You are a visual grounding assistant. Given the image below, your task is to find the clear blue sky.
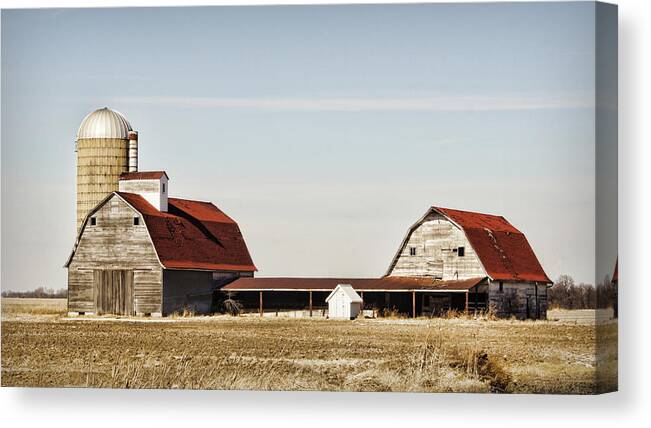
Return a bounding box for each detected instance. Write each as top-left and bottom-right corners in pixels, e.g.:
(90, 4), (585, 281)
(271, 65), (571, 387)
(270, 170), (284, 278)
(1, 2), (617, 291)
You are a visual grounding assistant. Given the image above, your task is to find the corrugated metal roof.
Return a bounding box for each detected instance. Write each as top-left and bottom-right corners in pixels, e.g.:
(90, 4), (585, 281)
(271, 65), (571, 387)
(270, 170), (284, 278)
(222, 276), (486, 292)
(66, 191), (256, 272)
(77, 107), (133, 139)
(117, 192), (257, 272)
(435, 207), (551, 283)
(386, 206), (552, 283)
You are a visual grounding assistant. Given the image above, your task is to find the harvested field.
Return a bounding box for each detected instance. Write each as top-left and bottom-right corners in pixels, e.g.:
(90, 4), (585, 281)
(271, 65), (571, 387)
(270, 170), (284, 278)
(1, 297), (67, 320)
(1, 298), (617, 393)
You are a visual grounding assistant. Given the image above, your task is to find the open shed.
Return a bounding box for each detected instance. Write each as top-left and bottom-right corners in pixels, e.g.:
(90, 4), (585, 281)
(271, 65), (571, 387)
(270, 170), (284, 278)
(221, 276), (487, 317)
(326, 284), (363, 319)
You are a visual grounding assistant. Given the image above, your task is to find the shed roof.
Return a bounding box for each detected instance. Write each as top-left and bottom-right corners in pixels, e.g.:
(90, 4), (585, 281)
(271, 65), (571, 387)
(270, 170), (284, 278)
(119, 171), (168, 180)
(326, 284), (363, 303)
(386, 206), (551, 283)
(612, 259), (618, 283)
(66, 192), (256, 272)
(222, 276), (486, 292)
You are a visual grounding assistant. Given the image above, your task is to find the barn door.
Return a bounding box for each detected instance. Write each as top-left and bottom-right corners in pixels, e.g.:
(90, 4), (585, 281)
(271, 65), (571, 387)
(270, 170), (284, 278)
(94, 270), (134, 315)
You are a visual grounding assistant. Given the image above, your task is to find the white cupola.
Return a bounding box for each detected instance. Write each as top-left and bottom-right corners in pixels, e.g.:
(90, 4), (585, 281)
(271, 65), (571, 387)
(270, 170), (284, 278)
(118, 171), (169, 212)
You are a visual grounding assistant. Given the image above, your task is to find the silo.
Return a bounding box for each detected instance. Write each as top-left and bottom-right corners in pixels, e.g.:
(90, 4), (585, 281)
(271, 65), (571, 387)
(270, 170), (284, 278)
(75, 107), (137, 231)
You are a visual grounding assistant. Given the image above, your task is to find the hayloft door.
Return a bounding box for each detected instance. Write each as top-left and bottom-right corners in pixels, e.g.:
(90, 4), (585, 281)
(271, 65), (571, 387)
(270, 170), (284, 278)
(93, 270), (135, 316)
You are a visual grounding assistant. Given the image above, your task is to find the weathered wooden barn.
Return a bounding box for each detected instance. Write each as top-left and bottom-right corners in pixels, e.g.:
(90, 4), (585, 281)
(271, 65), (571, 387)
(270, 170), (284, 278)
(65, 171), (256, 316)
(67, 107), (255, 316)
(385, 206), (551, 319)
(223, 206), (551, 319)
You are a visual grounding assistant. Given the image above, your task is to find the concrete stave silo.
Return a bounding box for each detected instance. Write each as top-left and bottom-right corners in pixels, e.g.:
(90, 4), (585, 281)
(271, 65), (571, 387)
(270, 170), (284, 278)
(75, 107), (137, 231)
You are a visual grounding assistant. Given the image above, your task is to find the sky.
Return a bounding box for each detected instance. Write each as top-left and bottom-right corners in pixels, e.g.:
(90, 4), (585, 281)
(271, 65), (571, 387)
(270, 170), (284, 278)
(1, 2), (617, 291)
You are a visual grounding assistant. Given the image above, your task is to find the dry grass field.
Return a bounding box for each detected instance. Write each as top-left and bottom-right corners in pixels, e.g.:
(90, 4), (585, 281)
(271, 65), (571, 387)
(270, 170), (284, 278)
(1, 298), (617, 393)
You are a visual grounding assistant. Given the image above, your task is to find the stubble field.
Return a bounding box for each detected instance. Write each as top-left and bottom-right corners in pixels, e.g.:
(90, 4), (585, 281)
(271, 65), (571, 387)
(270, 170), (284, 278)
(1, 298), (617, 393)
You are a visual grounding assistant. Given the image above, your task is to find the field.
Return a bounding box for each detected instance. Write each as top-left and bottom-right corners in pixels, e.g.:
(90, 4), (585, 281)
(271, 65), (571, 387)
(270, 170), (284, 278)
(1, 298), (617, 393)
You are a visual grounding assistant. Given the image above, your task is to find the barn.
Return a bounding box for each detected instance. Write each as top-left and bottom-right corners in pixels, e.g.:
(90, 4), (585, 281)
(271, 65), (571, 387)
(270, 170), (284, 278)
(385, 206), (552, 319)
(66, 107), (255, 317)
(223, 206), (551, 319)
(65, 171), (256, 316)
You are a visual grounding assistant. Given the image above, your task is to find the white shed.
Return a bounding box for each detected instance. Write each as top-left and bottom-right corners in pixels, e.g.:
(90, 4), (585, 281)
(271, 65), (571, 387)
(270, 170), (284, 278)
(326, 284), (363, 320)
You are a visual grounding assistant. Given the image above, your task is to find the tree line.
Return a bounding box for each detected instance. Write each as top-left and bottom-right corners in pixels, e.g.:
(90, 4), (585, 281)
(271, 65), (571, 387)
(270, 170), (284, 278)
(547, 274), (617, 310)
(1, 286), (68, 299)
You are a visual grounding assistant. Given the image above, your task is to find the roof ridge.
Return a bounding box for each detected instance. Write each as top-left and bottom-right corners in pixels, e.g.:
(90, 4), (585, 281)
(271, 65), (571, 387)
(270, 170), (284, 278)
(168, 196), (213, 204)
(433, 205), (506, 217)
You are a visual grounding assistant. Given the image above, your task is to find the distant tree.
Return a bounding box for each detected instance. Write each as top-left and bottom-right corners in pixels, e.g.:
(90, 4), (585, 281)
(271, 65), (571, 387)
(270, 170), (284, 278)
(596, 274), (616, 310)
(1, 287), (67, 299)
(548, 275), (598, 309)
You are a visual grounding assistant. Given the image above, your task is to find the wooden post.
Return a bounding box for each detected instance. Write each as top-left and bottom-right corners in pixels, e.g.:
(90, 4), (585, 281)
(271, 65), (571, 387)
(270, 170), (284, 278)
(412, 291), (416, 318)
(309, 291), (313, 317)
(259, 291), (263, 317)
(360, 291), (364, 310)
(465, 291), (469, 314)
(535, 283), (539, 319)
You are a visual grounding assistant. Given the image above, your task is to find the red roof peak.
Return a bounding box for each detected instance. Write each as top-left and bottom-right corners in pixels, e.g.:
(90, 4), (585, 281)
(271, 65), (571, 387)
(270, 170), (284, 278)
(387, 205), (551, 283)
(432, 206), (521, 233)
(114, 191), (256, 272)
(119, 171), (169, 180)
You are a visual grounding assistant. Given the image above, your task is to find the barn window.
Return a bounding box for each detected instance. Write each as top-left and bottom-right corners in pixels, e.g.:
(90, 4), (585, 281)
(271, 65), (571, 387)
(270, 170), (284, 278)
(90, 217), (97, 226)
(133, 216), (140, 226)
(162, 183), (166, 193)
(499, 282), (504, 293)
(409, 247), (417, 256)
(457, 246), (465, 257)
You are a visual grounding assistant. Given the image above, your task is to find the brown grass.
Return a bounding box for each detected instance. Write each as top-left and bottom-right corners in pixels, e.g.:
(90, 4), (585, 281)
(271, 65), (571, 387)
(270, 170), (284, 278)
(0, 299), (617, 393)
(1, 298), (67, 317)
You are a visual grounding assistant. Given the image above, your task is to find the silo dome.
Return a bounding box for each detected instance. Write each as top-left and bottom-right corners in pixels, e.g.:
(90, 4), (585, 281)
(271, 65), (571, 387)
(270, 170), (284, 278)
(76, 107), (132, 140)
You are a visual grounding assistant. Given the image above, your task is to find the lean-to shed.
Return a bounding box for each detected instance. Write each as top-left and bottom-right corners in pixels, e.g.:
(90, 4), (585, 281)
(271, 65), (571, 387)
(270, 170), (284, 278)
(326, 284), (363, 320)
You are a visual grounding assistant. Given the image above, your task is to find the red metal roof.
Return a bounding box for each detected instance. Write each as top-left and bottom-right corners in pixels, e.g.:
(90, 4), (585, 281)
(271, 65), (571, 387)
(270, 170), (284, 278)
(223, 276), (486, 292)
(119, 171), (168, 180)
(434, 207), (551, 283)
(117, 192), (256, 272)
(385, 206), (551, 283)
(612, 259), (618, 283)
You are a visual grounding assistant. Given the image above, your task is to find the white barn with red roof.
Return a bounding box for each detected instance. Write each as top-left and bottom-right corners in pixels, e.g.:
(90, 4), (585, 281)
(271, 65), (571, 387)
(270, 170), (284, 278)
(65, 171), (256, 317)
(385, 206), (552, 319)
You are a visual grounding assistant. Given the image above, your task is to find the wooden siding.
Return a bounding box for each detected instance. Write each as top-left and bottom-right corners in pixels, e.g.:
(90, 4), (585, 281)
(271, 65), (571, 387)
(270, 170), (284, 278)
(389, 212), (486, 279)
(118, 177), (167, 211)
(68, 194), (163, 314)
(488, 282), (547, 320)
